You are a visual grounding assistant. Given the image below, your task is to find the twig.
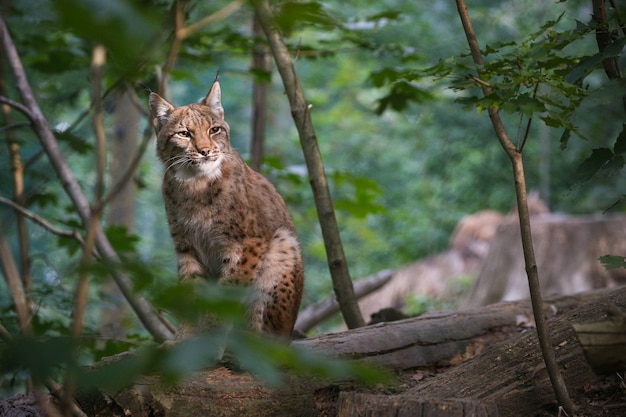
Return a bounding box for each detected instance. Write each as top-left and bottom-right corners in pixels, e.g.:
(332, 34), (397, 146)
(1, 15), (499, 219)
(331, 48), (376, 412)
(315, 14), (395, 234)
(0, 94), (33, 120)
(471, 76), (490, 87)
(0, 121), (29, 132)
(179, 0), (244, 38)
(0, 197), (85, 245)
(159, 0), (245, 95)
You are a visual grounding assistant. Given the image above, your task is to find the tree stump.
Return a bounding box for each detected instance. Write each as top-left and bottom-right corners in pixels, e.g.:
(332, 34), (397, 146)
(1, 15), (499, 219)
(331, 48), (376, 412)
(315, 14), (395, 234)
(464, 214), (626, 307)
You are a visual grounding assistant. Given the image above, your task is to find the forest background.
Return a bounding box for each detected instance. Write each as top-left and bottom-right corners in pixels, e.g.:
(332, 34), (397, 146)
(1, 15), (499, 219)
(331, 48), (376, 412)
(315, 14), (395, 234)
(1, 0), (625, 401)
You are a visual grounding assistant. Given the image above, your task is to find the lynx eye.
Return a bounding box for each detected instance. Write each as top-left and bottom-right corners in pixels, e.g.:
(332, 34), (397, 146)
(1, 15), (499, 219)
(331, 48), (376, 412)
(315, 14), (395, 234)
(210, 126), (221, 134)
(177, 130), (191, 138)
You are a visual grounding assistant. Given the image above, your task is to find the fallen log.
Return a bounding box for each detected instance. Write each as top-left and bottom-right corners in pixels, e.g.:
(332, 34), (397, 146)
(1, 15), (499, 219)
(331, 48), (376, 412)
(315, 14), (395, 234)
(409, 285), (626, 417)
(71, 288), (621, 417)
(294, 269), (393, 334)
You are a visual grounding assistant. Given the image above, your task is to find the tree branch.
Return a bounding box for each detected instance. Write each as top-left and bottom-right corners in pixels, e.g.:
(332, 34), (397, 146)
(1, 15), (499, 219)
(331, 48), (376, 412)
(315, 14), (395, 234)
(159, 0), (245, 96)
(0, 94), (33, 120)
(252, 0), (365, 329)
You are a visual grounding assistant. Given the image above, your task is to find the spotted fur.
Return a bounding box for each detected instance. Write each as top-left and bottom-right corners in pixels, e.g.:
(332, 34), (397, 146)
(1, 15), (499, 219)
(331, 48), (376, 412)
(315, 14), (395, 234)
(149, 81), (304, 338)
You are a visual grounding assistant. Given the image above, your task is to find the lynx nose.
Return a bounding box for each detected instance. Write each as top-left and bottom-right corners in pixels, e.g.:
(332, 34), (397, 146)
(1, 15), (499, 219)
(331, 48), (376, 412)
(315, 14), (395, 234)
(199, 147), (211, 157)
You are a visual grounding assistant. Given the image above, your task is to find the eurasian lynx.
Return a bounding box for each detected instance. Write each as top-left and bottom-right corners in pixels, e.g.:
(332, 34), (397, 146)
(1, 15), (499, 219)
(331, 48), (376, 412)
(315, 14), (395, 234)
(149, 80), (303, 338)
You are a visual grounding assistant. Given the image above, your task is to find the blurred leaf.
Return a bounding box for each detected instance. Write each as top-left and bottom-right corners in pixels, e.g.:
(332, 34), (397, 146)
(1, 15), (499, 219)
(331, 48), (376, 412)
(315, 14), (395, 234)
(599, 255), (626, 270)
(375, 80), (433, 114)
(614, 124), (626, 155)
(105, 225), (140, 254)
(331, 171), (385, 219)
(55, 129), (93, 154)
(0, 336), (77, 385)
(575, 148), (614, 183)
(52, 0), (160, 74)
(275, 1), (341, 35)
(151, 280), (248, 325)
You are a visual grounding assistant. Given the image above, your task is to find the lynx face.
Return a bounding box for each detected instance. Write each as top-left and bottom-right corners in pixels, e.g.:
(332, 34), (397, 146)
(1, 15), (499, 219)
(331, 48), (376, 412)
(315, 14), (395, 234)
(150, 84), (230, 182)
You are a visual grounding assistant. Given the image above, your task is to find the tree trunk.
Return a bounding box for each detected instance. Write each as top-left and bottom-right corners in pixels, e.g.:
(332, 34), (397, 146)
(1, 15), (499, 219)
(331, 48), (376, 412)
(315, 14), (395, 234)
(249, 14), (271, 172)
(100, 85), (139, 341)
(464, 214), (626, 308)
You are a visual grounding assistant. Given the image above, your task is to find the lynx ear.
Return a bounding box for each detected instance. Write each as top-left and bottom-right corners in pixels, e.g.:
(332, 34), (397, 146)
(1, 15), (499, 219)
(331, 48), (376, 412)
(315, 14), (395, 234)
(202, 81), (224, 119)
(149, 93), (175, 131)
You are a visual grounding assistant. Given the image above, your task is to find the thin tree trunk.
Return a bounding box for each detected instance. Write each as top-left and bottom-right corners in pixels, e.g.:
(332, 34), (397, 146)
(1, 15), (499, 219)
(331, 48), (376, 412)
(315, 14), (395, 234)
(0, 45), (32, 293)
(252, 0), (365, 328)
(100, 85), (139, 341)
(454, 0), (574, 412)
(250, 14), (271, 172)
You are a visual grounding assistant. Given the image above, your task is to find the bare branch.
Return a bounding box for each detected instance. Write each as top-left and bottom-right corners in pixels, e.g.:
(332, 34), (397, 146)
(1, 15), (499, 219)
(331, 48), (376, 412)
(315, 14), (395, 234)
(0, 94), (33, 120)
(0, 121), (29, 132)
(295, 270), (393, 333)
(159, 0), (245, 96)
(179, 0), (244, 38)
(0, 197), (85, 245)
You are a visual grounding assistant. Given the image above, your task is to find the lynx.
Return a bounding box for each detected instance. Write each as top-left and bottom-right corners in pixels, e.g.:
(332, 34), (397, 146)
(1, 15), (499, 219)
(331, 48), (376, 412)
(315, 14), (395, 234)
(149, 80), (303, 338)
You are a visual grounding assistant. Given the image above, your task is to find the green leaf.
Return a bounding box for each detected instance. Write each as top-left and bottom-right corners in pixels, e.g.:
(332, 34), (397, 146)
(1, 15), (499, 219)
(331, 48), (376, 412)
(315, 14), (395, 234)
(375, 80), (433, 114)
(613, 124), (626, 155)
(104, 225), (139, 254)
(599, 255), (626, 270)
(55, 129), (93, 154)
(275, 1), (341, 35)
(575, 148), (614, 182)
(53, 0), (160, 74)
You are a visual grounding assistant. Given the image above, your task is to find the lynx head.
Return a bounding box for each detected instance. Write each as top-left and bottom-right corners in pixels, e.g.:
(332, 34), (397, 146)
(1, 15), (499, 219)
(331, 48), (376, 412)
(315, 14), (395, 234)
(149, 81), (231, 181)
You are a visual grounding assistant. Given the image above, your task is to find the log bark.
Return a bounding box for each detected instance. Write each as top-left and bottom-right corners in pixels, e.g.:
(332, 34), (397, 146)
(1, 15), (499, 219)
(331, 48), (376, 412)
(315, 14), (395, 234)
(337, 392), (499, 417)
(71, 287), (623, 417)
